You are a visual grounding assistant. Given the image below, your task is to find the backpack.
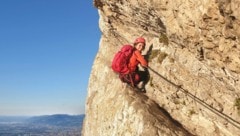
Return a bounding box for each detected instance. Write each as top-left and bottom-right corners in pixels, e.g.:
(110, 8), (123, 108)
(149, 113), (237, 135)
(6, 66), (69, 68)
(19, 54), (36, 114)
(111, 45), (134, 74)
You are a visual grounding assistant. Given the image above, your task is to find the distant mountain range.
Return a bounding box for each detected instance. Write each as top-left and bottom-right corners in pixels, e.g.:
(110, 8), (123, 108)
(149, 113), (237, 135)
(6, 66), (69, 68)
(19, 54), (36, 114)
(26, 114), (85, 127)
(0, 114), (84, 135)
(0, 114), (85, 127)
(0, 116), (29, 123)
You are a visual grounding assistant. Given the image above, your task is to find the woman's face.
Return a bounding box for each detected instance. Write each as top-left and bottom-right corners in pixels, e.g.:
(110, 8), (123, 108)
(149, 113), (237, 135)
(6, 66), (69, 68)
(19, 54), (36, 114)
(136, 43), (145, 51)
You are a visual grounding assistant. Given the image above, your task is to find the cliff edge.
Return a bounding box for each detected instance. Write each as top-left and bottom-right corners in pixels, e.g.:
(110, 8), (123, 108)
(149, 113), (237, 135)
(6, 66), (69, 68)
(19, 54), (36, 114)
(82, 0), (240, 135)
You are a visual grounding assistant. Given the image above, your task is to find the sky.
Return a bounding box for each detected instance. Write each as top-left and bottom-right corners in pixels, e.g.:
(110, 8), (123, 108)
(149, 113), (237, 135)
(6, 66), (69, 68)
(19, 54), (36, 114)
(0, 0), (101, 116)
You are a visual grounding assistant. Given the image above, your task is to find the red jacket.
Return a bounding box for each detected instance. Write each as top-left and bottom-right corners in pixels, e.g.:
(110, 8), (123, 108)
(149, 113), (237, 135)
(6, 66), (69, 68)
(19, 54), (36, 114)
(128, 49), (148, 72)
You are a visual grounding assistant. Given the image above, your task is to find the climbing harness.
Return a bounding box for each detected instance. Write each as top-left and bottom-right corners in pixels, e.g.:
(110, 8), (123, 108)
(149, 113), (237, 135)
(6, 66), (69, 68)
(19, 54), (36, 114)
(119, 73), (135, 87)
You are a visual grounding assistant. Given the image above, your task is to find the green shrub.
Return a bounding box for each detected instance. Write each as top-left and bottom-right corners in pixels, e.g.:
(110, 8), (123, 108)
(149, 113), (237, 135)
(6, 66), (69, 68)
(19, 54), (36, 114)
(158, 52), (168, 64)
(189, 109), (196, 116)
(149, 77), (154, 87)
(182, 101), (186, 105)
(169, 57), (175, 63)
(235, 98), (240, 109)
(234, 98), (240, 115)
(149, 50), (168, 63)
(159, 33), (169, 45)
(173, 99), (180, 105)
(149, 50), (160, 61)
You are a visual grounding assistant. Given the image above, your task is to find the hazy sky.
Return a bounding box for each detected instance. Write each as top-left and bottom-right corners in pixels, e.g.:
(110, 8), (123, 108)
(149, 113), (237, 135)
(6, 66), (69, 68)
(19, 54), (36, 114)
(0, 0), (100, 116)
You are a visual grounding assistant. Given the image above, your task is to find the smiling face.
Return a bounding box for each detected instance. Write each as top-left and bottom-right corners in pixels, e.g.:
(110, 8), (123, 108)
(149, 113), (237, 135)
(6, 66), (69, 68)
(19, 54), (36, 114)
(135, 42), (145, 52)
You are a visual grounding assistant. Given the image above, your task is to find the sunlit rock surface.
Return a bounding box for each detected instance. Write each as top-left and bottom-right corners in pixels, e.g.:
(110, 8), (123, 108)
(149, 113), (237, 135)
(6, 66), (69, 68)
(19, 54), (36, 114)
(82, 0), (240, 135)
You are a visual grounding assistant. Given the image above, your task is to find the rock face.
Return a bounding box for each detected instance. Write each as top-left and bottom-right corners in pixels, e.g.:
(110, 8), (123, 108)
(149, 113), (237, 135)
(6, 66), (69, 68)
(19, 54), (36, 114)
(82, 0), (240, 136)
